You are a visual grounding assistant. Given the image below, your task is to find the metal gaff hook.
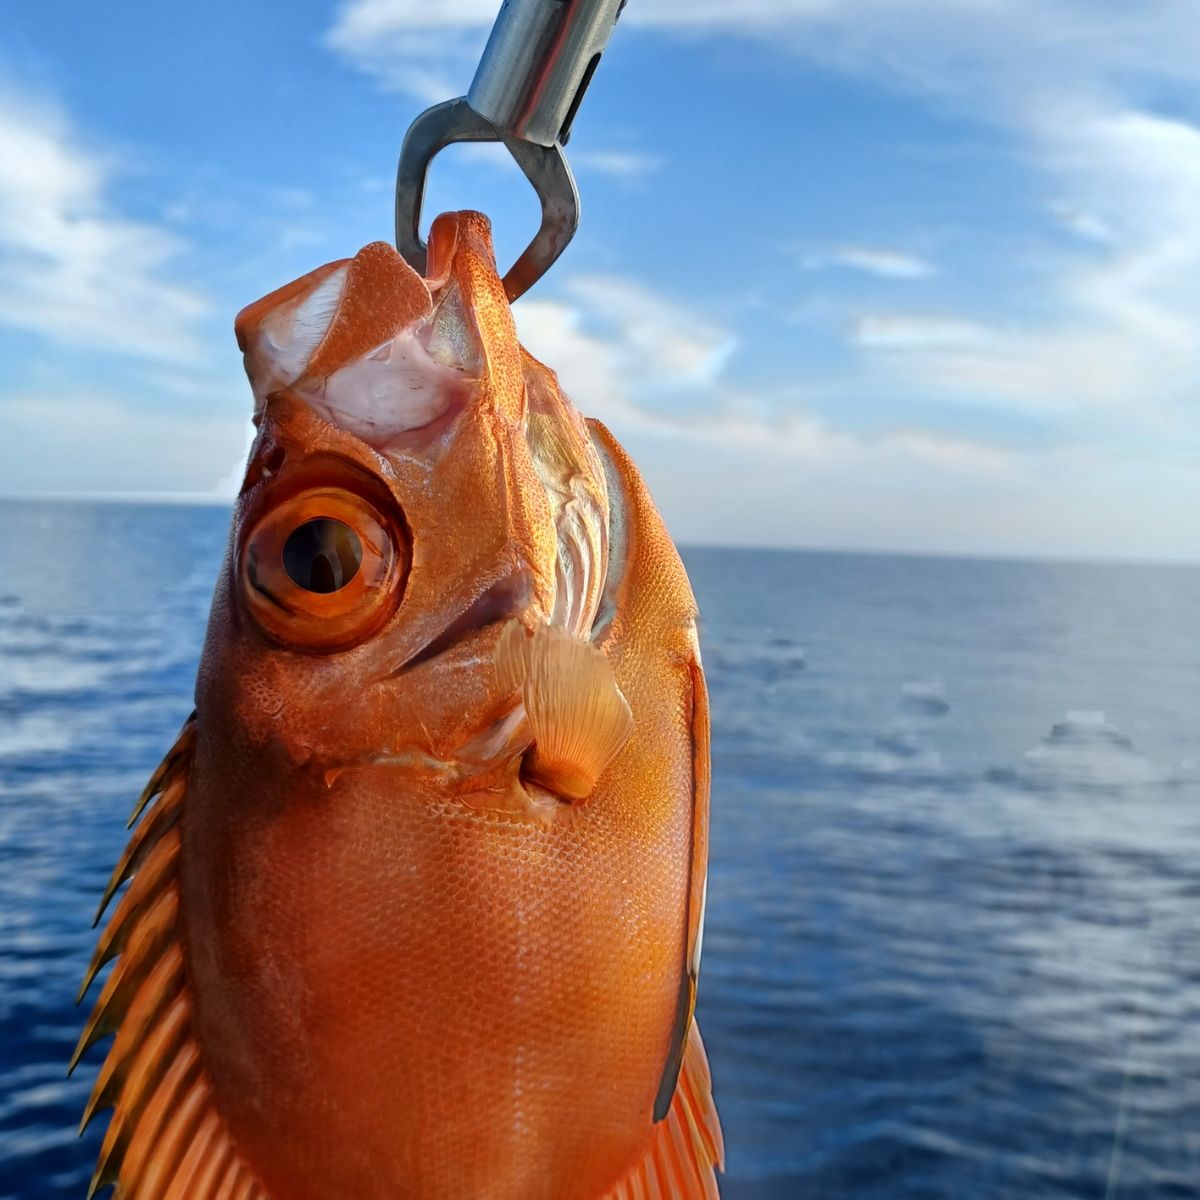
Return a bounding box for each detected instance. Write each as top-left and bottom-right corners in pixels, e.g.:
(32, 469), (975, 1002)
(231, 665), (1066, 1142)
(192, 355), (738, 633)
(395, 98), (579, 304)
(395, 0), (625, 302)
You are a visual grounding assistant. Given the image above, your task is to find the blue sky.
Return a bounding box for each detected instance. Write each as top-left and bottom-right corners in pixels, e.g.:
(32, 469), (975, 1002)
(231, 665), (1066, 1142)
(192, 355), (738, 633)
(1, 0), (1198, 561)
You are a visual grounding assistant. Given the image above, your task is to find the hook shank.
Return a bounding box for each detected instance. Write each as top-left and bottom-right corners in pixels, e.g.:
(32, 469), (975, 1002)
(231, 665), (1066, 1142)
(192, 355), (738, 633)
(467, 0), (626, 148)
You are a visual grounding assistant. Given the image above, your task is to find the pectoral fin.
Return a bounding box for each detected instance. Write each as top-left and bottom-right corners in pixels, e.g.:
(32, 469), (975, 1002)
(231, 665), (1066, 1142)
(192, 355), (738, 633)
(495, 620), (633, 802)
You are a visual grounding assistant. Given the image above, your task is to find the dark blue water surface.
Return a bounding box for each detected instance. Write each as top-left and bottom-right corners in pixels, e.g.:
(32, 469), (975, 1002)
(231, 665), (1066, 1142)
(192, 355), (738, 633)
(1, 499), (1199, 1199)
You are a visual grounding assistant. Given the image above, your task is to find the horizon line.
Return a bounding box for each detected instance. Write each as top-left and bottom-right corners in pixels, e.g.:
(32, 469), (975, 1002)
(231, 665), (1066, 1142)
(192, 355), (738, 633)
(0, 492), (1196, 571)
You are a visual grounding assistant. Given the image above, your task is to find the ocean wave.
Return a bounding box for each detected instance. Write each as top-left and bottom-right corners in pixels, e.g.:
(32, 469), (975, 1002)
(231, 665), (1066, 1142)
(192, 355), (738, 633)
(822, 730), (946, 778)
(900, 678), (950, 717)
(705, 637), (808, 687)
(990, 711), (1170, 790)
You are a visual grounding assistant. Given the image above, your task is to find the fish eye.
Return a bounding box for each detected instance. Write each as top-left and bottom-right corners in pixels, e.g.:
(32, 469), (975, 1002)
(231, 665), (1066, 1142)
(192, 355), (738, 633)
(240, 487), (408, 651)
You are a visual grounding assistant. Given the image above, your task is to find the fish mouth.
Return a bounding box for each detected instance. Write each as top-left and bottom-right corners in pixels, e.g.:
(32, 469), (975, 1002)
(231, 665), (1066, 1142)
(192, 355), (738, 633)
(394, 567), (535, 675)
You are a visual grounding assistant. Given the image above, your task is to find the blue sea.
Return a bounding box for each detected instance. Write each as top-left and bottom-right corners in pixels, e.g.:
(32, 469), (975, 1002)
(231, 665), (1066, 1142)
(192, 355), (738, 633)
(1, 499), (1198, 1199)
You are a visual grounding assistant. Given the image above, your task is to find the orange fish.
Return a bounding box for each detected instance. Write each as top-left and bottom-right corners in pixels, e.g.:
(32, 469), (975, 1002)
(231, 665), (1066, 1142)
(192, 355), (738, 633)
(75, 211), (722, 1199)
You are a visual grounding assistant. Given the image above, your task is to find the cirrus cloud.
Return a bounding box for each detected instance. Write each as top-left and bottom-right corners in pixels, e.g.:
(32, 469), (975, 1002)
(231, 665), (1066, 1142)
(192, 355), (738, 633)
(0, 89), (210, 363)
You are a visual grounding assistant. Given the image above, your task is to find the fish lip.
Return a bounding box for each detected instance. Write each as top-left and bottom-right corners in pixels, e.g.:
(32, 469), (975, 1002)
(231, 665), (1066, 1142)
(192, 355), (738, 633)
(391, 566), (535, 676)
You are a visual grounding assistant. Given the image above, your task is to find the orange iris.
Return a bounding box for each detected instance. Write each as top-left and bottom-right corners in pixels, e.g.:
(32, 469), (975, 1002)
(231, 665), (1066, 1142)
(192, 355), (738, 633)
(240, 487), (408, 651)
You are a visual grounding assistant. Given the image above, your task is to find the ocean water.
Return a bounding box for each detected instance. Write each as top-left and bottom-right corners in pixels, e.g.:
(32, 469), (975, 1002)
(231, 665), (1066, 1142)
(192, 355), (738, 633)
(1, 498), (1198, 1199)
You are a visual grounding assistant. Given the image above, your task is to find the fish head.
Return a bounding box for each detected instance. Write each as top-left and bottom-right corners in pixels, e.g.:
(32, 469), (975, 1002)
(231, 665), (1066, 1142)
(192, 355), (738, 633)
(198, 211), (609, 795)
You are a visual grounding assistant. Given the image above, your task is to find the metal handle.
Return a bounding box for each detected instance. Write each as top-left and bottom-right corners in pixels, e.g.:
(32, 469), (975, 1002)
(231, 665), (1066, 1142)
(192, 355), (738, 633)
(467, 0), (626, 147)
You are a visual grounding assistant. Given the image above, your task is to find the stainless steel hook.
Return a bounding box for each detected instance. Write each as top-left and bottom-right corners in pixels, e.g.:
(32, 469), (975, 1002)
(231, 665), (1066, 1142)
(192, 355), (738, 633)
(394, 0), (625, 301)
(394, 97), (579, 303)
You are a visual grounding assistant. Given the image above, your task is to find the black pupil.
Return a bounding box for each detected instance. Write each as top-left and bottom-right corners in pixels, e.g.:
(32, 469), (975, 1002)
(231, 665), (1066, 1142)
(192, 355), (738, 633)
(282, 519), (363, 594)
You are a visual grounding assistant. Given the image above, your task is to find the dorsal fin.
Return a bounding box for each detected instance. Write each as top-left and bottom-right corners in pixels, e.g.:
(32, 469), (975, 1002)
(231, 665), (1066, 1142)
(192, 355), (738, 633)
(75, 716), (273, 1200)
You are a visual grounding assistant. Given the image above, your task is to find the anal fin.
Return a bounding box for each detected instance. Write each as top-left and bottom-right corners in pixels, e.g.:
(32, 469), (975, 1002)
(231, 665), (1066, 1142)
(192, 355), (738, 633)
(603, 1023), (725, 1200)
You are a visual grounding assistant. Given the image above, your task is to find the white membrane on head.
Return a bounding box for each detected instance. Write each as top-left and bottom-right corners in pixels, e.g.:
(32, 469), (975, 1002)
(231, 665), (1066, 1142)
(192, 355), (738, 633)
(242, 268), (483, 445)
(243, 266), (348, 413)
(311, 331), (470, 443)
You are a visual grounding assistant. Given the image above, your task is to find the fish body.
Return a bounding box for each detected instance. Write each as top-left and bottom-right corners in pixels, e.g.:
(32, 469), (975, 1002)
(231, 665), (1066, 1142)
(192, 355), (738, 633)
(76, 212), (721, 1199)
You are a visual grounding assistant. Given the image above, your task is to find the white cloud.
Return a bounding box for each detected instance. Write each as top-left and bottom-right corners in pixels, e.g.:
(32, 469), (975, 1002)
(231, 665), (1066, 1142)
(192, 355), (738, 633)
(0, 393), (249, 495)
(1049, 203), (1114, 245)
(512, 277), (1200, 559)
(627, 3), (1200, 426)
(324, 0), (1200, 106)
(327, 0), (494, 37)
(1041, 109), (1200, 356)
(441, 142), (660, 183)
(804, 247), (936, 280)
(572, 150), (663, 181)
(846, 107), (1200, 416)
(324, 0), (494, 99)
(558, 275), (736, 388)
(897, 333), (1145, 412)
(655, 440), (1200, 561)
(0, 89), (209, 362)
(627, 0), (1200, 113)
(517, 274), (1019, 484)
(852, 315), (995, 351)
